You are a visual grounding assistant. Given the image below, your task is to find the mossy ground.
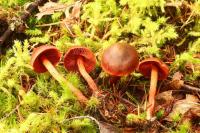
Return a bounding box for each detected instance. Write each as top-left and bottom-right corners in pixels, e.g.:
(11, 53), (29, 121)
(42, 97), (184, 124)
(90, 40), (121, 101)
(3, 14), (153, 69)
(0, 0), (200, 132)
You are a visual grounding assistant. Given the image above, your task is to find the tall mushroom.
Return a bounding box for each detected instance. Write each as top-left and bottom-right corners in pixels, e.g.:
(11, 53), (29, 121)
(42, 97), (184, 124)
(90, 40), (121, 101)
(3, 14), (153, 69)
(31, 45), (88, 104)
(101, 43), (139, 84)
(63, 46), (100, 96)
(138, 57), (169, 120)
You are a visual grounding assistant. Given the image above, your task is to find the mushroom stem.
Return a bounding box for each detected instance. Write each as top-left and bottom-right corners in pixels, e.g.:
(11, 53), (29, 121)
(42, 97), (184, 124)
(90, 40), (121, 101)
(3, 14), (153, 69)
(77, 57), (99, 95)
(41, 55), (64, 82)
(65, 81), (88, 104)
(147, 65), (158, 120)
(40, 55), (88, 104)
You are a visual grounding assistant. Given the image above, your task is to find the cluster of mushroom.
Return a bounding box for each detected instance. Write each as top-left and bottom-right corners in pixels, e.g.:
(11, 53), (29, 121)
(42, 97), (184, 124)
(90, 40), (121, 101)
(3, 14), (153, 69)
(31, 42), (169, 120)
(31, 45), (100, 105)
(101, 43), (169, 120)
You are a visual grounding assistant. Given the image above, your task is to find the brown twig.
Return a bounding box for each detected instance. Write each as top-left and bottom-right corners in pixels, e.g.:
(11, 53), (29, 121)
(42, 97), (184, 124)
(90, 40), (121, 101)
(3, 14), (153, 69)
(166, 79), (200, 92)
(182, 84), (200, 92)
(0, 0), (52, 52)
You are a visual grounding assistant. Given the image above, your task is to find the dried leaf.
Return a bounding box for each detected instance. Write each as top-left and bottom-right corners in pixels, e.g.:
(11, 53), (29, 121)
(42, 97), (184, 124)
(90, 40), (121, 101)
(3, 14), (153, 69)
(190, 107), (200, 117)
(172, 71), (183, 80)
(166, 94), (200, 121)
(170, 72), (184, 90)
(36, 2), (70, 19)
(71, 1), (82, 19)
(63, 1), (82, 23)
(61, 1), (82, 37)
(99, 121), (121, 133)
(156, 90), (174, 104)
(167, 79), (184, 90)
(185, 62), (195, 72)
(162, 72), (184, 91)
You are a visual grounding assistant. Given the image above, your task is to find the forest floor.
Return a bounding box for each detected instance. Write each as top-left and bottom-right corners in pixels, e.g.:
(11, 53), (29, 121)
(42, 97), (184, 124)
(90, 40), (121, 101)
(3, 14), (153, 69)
(0, 0), (200, 133)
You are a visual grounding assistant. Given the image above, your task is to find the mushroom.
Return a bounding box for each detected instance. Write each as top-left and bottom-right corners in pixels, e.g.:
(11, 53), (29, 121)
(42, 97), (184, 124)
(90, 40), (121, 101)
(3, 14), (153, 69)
(101, 43), (139, 84)
(31, 45), (88, 104)
(138, 57), (169, 120)
(63, 46), (100, 96)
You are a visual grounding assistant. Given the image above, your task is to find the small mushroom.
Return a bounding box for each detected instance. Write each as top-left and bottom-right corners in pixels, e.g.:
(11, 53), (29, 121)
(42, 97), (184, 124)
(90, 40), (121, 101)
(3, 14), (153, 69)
(138, 57), (169, 120)
(31, 45), (88, 104)
(101, 43), (139, 84)
(64, 46), (100, 96)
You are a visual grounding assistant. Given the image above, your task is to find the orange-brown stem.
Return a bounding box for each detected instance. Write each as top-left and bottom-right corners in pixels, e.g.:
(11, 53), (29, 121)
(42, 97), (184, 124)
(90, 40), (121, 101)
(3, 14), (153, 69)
(65, 81), (88, 104)
(41, 55), (88, 104)
(77, 57), (99, 95)
(147, 65), (158, 120)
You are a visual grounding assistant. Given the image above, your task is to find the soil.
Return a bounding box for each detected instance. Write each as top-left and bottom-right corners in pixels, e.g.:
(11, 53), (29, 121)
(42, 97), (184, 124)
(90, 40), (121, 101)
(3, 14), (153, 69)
(0, 19), (8, 36)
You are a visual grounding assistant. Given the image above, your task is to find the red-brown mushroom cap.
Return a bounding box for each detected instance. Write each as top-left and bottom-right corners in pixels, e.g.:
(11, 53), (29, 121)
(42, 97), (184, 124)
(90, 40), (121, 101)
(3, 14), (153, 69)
(64, 46), (96, 73)
(31, 45), (61, 73)
(138, 58), (169, 80)
(101, 43), (139, 76)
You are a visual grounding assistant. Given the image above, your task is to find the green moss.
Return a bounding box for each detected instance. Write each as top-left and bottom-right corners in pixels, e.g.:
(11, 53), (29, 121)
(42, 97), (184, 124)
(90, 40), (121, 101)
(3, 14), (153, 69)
(66, 118), (97, 133)
(0, 0), (200, 132)
(126, 113), (146, 125)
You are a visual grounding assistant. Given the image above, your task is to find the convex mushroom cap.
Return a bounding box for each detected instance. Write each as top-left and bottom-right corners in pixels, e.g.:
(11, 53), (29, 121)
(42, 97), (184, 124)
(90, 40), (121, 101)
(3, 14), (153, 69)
(64, 46), (96, 73)
(31, 45), (61, 73)
(101, 43), (139, 76)
(138, 57), (169, 80)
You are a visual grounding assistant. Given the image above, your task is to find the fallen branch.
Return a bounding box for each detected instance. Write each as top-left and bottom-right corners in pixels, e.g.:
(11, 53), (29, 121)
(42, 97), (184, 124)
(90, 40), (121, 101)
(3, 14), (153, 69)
(165, 79), (200, 92)
(0, 0), (52, 53)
